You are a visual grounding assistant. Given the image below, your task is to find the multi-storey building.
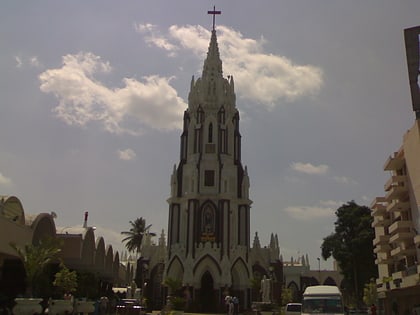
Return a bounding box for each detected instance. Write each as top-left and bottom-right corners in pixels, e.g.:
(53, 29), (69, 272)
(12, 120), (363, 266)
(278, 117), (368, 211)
(371, 25), (420, 315)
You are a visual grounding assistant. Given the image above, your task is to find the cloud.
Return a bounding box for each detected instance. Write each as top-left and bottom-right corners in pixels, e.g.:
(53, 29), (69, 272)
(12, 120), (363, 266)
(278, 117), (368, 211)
(319, 200), (343, 208)
(135, 23), (179, 56)
(333, 176), (357, 185)
(291, 162), (329, 175)
(15, 56), (23, 68)
(39, 52), (186, 134)
(14, 55), (42, 68)
(118, 149), (136, 161)
(283, 203), (336, 220)
(0, 172), (12, 186)
(136, 24), (323, 107)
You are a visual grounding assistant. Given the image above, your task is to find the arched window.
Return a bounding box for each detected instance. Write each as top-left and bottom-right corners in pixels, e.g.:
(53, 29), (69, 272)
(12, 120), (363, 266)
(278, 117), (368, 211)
(208, 123), (213, 143)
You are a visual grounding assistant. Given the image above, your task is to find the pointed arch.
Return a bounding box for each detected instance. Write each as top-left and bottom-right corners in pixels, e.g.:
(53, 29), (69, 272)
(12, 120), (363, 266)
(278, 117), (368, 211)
(287, 281), (299, 302)
(231, 257), (250, 289)
(218, 106), (225, 124)
(95, 237), (106, 274)
(193, 254), (221, 288)
(166, 255), (184, 280)
(199, 200), (219, 242)
(323, 276), (337, 286)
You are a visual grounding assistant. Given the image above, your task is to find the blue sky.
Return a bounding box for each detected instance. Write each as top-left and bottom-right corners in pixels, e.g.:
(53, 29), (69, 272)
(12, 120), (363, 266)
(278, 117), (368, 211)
(1, 0), (419, 270)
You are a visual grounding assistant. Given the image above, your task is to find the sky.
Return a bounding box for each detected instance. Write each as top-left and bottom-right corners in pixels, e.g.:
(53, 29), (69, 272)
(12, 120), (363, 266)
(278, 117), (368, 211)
(1, 1), (419, 271)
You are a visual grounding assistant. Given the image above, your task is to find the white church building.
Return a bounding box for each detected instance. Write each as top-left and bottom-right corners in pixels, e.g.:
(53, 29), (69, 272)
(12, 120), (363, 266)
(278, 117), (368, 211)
(137, 10), (341, 313)
(137, 14), (282, 313)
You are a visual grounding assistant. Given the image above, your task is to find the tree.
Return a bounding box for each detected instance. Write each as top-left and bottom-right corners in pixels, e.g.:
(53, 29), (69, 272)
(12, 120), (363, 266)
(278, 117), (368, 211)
(363, 278), (377, 306)
(281, 287), (293, 305)
(53, 263), (78, 297)
(10, 237), (62, 297)
(121, 217), (156, 254)
(321, 201), (377, 304)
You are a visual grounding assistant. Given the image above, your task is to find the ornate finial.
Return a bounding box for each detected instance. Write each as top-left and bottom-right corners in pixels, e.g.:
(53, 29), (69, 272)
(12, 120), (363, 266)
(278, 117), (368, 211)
(207, 6), (221, 31)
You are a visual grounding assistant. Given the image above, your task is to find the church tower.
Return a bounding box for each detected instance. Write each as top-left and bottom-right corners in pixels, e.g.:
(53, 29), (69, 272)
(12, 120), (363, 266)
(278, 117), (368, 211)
(165, 10), (253, 312)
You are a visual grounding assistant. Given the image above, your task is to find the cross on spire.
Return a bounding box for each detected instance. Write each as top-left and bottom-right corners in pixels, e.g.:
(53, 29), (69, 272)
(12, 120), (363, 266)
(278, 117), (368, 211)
(207, 6), (221, 31)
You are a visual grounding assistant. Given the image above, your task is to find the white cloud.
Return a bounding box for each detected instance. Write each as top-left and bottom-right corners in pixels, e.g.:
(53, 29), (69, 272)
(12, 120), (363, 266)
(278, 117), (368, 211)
(333, 175), (357, 185)
(136, 24), (323, 106)
(39, 52), (186, 134)
(118, 148), (136, 161)
(0, 172), (12, 186)
(135, 23), (179, 55)
(14, 55), (42, 68)
(283, 204), (335, 220)
(15, 56), (23, 68)
(30, 56), (41, 67)
(291, 162), (329, 175)
(319, 200), (343, 208)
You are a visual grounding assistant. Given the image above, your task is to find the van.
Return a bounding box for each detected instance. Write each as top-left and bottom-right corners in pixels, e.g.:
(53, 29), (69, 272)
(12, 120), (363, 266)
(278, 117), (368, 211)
(285, 303), (302, 315)
(302, 285), (344, 315)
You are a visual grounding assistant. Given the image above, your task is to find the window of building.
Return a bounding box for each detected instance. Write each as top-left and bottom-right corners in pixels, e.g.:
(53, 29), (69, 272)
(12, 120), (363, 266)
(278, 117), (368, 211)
(204, 170), (215, 186)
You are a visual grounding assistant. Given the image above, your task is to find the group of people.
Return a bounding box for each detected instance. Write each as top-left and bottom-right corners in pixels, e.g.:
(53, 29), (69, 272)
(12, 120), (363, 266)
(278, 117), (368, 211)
(225, 295), (239, 315)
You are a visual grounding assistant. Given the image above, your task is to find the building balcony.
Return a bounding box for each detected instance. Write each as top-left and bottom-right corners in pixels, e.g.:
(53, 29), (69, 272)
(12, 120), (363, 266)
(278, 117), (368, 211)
(384, 175), (407, 191)
(389, 232), (415, 244)
(375, 254), (393, 265)
(390, 246), (416, 258)
(374, 243), (391, 253)
(383, 151), (405, 171)
(387, 199), (410, 213)
(370, 197), (387, 209)
(372, 202), (387, 216)
(373, 235), (390, 246)
(389, 220), (413, 235)
(372, 216), (391, 228)
(385, 185), (408, 201)
(392, 270), (405, 279)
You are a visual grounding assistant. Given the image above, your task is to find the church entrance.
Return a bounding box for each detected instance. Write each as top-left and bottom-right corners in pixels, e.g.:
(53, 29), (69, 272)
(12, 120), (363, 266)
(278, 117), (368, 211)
(199, 271), (217, 312)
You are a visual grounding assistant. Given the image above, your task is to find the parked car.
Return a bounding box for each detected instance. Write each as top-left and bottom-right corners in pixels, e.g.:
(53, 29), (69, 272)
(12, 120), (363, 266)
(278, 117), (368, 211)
(285, 303), (302, 315)
(116, 299), (146, 315)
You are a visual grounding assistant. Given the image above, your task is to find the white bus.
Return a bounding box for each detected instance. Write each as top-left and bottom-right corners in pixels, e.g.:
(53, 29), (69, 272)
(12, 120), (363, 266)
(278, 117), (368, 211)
(302, 285), (344, 315)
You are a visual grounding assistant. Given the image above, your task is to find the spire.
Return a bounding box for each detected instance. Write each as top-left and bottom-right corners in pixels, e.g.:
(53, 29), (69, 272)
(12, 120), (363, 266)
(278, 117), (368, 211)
(252, 232), (261, 249)
(202, 29), (223, 80)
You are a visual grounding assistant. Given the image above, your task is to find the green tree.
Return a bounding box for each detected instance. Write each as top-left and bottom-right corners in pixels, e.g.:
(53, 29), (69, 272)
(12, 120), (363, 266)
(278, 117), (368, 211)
(121, 217), (156, 254)
(321, 201), (377, 304)
(53, 263), (78, 297)
(281, 287), (292, 305)
(10, 237), (62, 297)
(363, 278), (377, 306)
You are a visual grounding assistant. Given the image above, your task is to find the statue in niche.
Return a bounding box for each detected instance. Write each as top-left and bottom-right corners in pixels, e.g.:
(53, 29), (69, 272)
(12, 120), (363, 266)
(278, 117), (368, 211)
(260, 275), (271, 303)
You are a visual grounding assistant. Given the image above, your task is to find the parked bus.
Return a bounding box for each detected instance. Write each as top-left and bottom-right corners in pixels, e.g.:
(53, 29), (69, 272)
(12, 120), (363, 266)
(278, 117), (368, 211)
(302, 285), (344, 315)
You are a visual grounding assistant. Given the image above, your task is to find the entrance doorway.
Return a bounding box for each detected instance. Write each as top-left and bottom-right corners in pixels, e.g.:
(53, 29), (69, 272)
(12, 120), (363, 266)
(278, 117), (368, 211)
(200, 271), (216, 312)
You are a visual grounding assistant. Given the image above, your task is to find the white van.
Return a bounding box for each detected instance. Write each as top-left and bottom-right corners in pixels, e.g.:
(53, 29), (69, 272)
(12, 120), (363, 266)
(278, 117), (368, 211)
(302, 285), (344, 315)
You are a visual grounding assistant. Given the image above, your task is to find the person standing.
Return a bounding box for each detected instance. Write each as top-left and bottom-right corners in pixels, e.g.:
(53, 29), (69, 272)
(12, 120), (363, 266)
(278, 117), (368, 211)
(233, 296), (239, 315)
(370, 304), (377, 315)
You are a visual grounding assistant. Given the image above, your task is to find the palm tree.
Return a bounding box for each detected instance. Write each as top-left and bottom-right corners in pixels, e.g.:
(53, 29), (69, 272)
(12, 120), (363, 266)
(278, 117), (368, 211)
(121, 217), (156, 254)
(10, 237), (62, 297)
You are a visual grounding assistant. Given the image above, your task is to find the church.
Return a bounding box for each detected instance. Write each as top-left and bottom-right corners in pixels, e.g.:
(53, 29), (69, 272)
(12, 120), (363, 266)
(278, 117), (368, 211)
(139, 9), (283, 313)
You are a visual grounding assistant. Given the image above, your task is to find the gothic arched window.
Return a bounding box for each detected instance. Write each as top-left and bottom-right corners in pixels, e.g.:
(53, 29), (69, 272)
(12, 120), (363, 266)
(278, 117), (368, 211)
(208, 123), (213, 143)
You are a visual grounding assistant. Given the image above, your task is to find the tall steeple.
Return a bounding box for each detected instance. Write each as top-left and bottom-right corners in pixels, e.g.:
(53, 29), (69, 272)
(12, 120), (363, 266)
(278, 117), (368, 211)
(202, 29), (223, 80)
(165, 7), (253, 311)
